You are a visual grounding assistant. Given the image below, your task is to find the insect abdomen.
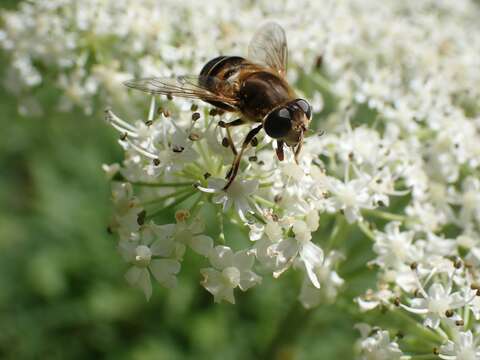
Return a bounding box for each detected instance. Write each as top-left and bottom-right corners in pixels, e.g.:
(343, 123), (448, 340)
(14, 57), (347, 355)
(199, 56), (246, 111)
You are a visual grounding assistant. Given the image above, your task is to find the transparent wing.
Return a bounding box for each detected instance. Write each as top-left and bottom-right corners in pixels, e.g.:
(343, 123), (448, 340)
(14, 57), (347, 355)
(123, 75), (239, 109)
(248, 22), (288, 78)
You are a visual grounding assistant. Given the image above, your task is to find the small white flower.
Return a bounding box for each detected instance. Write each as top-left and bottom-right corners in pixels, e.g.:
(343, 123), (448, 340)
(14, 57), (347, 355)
(265, 220), (284, 241)
(280, 162), (305, 182)
(299, 251), (344, 308)
(355, 325), (404, 360)
(406, 200), (448, 233)
(170, 212), (214, 257)
(157, 125), (199, 172)
(305, 209), (320, 232)
(327, 177), (371, 223)
(439, 331), (480, 360)
(293, 220), (312, 243)
(401, 282), (466, 329)
(119, 223), (181, 300)
(372, 222), (419, 270)
(110, 182), (143, 240)
(200, 246), (261, 304)
(364, 168), (408, 207)
(337, 126), (383, 166)
(356, 287), (395, 312)
(423, 233), (457, 258)
(199, 177), (258, 221)
(269, 222), (324, 288)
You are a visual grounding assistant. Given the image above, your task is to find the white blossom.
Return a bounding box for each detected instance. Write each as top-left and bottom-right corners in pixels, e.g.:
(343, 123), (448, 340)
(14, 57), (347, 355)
(372, 222), (419, 270)
(199, 177), (259, 221)
(439, 331), (480, 360)
(327, 177), (372, 223)
(119, 223), (181, 299)
(200, 246), (261, 304)
(400, 282), (467, 329)
(299, 251), (344, 308)
(355, 324), (405, 360)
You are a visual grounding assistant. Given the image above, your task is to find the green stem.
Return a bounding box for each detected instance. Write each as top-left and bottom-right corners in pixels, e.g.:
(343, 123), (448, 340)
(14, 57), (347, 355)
(408, 354), (438, 360)
(363, 209), (407, 222)
(400, 334), (440, 354)
(393, 309), (444, 344)
(251, 211), (266, 224)
(434, 325), (449, 343)
(357, 221), (376, 241)
(216, 157), (225, 176)
(464, 305), (472, 330)
(181, 166), (202, 181)
(253, 195), (275, 208)
(329, 147), (338, 172)
(131, 181), (193, 187)
(196, 140), (215, 174)
(146, 191), (197, 219)
(111, 173), (193, 188)
(189, 193), (205, 217)
(325, 214), (346, 251)
(439, 319), (453, 343)
(217, 208), (226, 244)
(141, 187), (194, 206)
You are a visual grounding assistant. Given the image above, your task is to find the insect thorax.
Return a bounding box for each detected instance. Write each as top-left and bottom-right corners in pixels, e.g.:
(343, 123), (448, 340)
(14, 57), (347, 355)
(238, 71), (291, 120)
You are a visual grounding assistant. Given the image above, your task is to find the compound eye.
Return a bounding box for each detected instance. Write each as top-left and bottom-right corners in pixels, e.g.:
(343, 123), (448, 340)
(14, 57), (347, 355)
(263, 107), (292, 139)
(295, 99), (312, 119)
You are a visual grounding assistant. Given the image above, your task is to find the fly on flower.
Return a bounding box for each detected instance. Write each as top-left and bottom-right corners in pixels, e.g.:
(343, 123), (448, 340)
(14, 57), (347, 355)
(123, 22), (313, 189)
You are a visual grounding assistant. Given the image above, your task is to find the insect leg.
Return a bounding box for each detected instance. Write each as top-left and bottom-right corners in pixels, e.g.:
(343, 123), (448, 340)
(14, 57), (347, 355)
(276, 140), (285, 161)
(218, 118), (245, 155)
(223, 124), (263, 190)
(294, 139), (303, 164)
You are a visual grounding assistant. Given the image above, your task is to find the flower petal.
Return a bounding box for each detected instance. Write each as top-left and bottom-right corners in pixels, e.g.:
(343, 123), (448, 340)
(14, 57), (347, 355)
(125, 267), (152, 300)
(200, 267), (235, 304)
(189, 235), (213, 257)
(209, 245), (234, 270)
(239, 270), (261, 291)
(299, 242), (324, 288)
(233, 250), (254, 271)
(150, 259), (181, 288)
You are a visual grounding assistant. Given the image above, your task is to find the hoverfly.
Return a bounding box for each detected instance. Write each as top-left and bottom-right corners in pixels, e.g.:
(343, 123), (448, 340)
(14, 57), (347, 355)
(124, 22), (312, 189)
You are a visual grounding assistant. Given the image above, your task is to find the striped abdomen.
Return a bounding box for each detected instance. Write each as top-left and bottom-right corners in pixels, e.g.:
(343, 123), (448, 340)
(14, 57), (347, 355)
(199, 56), (247, 111)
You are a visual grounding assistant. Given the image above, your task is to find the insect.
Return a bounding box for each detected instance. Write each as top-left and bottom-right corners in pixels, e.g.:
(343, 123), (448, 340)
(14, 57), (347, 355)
(124, 22), (312, 189)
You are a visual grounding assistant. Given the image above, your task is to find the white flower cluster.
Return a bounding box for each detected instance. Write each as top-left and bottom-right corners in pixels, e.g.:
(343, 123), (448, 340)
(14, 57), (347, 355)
(355, 324), (405, 360)
(0, 0), (328, 115)
(358, 220), (480, 358)
(105, 96), (349, 305)
(4, 0), (480, 357)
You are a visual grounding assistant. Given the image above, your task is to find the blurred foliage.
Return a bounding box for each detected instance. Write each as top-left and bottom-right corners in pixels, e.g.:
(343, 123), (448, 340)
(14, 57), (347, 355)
(0, 2), (381, 359)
